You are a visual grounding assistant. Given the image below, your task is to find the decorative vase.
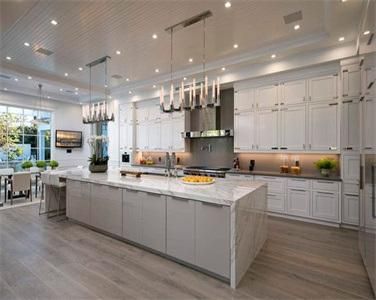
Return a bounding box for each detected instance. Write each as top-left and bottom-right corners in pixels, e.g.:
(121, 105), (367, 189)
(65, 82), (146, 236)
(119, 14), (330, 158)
(320, 168), (330, 177)
(89, 163), (108, 173)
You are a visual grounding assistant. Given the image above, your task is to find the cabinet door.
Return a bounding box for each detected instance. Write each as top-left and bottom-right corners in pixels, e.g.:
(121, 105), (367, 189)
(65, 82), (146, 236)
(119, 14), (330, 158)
(66, 180), (91, 225)
(160, 118), (172, 151)
(309, 75), (338, 102)
(256, 109), (279, 150)
(91, 184), (123, 236)
(122, 189), (142, 244)
(234, 89), (253, 111)
(267, 193), (285, 213)
(287, 189), (310, 217)
(149, 120), (161, 150)
(342, 65), (361, 98)
(308, 102), (339, 151)
(312, 191), (339, 222)
(256, 85), (279, 108)
(148, 104), (161, 120)
(120, 122), (133, 151)
(363, 67), (376, 96)
(136, 106), (149, 122)
(234, 111), (255, 151)
(120, 104), (134, 123)
(141, 192), (166, 253)
(280, 105), (306, 150)
(281, 80), (306, 105)
(341, 100), (360, 151)
(172, 116), (185, 151)
(166, 196), (195, 264)
(363, 98), (376, 151)
(342, 155), (360, 182)
(136, 121), (149, 150)
(195, 202), (230, 278)
(343, 195), (359, 225)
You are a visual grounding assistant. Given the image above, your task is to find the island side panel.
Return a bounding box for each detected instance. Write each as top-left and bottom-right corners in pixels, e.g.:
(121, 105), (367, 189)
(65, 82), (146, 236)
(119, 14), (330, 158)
(230, 184), (267, 288)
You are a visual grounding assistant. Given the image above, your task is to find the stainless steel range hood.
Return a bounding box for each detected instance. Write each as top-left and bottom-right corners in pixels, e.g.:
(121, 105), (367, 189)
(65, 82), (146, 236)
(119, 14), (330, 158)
(182, 94), (234, 139)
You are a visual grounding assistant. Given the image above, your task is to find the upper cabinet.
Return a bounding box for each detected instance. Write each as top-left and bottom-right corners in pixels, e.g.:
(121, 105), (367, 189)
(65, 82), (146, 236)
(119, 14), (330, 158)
(363, 67), (376, 96)
(256, 108), (279, 150)
(363, 98), (376, 151)
(234, 111), (255, 152)
(342, 65), (361, 99)
(341, 99), (360, 151)
(234, 89), (254, 112)
(255, 84), (279, 108)
(280, 79), (307, 106)
(309, 75), (338, 102)
(279, 104), (306, 151)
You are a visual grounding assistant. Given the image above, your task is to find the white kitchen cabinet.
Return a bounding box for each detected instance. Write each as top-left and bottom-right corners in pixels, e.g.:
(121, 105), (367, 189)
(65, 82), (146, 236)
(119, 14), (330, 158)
(309, 75), (338, 102)
(255, 176), (286, 194)
(267, 193), (285, 213)
(343, 182), (360, 196)
(148, 104), (161, 120)
(312, 191), (339, 222)
(341, 99), (360, 151)
(234, 89), (254, 111)
(119, 122), (133, 151)
(195, 201), (230, 278)
(160, 117), (173, 151)
(363, 98), (376, 151)
(136, 121), (149, 150)
(343, 194), (359, 225)
(256, 108), (279, 150)
(287, 189), (310, 217)
(136, 106), (149, 122)
(281, 79), (307, 105)
(141, 192), (166, 253)
(66, 180), (91, 225)
(342, 65), (361, 98)
(308, 102), (339, 151)
(342, 154), (360, 182)
(122, 189), (142, 244)
(149, 120), (161, 150)
(363, 67), (376, 96)
(279, 104), (306, 151)
(287, 178), (311, 190)
(171, 116), (185, 151)
(234, 111), (255, 151)
(91, 184), (123, 236)
(255, 84), (279, 108)
(166, 196), (195, 265)
(119, 103), (134, 124)
(312, 180), (340, 193)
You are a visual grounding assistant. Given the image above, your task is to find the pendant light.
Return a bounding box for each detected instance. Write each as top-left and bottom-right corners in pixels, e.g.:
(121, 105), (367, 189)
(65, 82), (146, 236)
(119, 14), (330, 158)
(32, 83), (49, 125)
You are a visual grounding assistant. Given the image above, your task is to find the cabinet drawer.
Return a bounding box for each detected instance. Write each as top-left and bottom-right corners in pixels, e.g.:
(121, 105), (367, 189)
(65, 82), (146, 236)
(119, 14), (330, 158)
(343, 182), (359, 196)
(287, 189), (310, 217)
(312, 191), (339, 222)
(342, 194), (359, 225)
(312, 180), (340, 193)
(226, 173), (254, 180)
(255, 176), (285, 194)
(267, 193), (285, 213)
(287, 178), (311, 189)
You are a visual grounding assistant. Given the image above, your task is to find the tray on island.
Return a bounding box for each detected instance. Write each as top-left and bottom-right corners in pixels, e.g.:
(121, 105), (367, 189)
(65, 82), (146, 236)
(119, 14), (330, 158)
(181, 176), (215, 185)
(120, 170), (142, 178)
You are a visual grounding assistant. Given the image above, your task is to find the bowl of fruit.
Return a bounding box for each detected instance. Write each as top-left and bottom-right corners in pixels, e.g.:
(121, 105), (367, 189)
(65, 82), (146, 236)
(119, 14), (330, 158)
(181, 176), (215, 185)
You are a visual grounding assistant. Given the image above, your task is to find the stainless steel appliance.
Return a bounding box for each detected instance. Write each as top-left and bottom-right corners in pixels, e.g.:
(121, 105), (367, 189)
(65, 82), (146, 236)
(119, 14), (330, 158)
(183, 166), (230, 178)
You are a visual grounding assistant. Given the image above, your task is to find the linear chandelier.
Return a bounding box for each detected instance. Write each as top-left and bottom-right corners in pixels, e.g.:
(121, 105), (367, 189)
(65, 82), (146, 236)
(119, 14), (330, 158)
(160, 10), (220, 113)
(82, 56), (115, 124)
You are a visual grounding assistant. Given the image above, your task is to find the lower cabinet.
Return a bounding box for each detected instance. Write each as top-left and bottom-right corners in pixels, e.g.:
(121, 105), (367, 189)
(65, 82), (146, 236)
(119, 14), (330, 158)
(195, 201), (230, 278)
(122, 189), (142, 243)
(91, 184), (123, 236)
(166, 196), (195, 264)
(343, 194), (359, 225)
(312, 191), (339, 222)
(287, 189), (310, 217)
(267, 193), (285, 212)
(66, 180), (91, 225)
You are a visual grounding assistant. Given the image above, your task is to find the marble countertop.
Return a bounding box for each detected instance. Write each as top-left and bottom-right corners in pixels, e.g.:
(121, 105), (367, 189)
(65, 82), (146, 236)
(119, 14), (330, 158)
(226, 169), (342, 182)
(59, 169), (265, 206)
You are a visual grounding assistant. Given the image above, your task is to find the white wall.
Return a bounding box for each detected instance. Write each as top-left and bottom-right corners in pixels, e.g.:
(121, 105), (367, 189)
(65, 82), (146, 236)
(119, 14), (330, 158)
(0, 91), (91, 167)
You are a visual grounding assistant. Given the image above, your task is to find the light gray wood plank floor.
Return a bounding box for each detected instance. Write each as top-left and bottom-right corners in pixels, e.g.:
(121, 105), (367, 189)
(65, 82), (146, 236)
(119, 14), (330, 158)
(0, 204), (374, 300)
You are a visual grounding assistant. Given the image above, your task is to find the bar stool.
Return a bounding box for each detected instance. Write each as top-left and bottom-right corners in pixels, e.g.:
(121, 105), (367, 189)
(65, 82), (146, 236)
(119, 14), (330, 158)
(39, 172), (50, 215)
(49, 173), (66, 219)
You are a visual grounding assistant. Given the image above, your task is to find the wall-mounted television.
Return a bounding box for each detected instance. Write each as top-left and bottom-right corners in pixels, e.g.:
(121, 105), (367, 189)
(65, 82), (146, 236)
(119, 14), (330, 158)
(55, 130), (82, 148)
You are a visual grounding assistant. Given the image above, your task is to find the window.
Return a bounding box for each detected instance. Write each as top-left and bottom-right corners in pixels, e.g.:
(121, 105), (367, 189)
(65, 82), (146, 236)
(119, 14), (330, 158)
(0, 104), (51, 170)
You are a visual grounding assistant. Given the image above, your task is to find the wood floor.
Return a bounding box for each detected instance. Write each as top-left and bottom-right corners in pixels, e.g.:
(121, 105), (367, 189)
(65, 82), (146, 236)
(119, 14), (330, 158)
(0, 204), (374, 300)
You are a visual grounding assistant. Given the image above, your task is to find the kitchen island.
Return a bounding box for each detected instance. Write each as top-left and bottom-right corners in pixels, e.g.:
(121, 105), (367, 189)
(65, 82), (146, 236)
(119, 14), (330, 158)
(61, 169), (267, 288)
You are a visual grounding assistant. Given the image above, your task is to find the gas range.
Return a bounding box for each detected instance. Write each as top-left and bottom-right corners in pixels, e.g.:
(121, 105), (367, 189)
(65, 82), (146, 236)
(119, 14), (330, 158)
(183, 166), (230, 178)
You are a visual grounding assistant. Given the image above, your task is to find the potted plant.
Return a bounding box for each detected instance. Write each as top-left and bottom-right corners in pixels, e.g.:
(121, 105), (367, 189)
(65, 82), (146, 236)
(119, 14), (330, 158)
(36, 160), (47, 171)
(314, 157), (337, 177)
(21, 160), (33, 171)
(87, 135), (109, 173)
(48, 160), (59, 170)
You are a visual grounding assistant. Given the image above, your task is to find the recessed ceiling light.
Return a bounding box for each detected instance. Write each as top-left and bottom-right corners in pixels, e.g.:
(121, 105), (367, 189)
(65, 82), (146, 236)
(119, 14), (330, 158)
(338, 36), (345, 42)
(128, 91), (132, 94)
(188, 58), (193, 63)
(47, 96), (50, 99)
(221, 67), (226, 71)
(27, 76), (32, 80)
(155, 68), (159, 73)
(233, 44), (238, 49)
(74, 92), (78, 95)
(116, 50), (121, 55)
(59, 88), (63, 92)
(24, 42), (30, 47)
(50, 19), (58, 25)
(225, 1), (232, 8)
(271, 54), (276, 59)
(294, 24), (300, 30)
(14, 78), (18, 82)
(109, 96), (112, 99)
(78, 67), (83, 71)
(4, 88), (8, 91)
(75, 87), (79, 91)
(126, 78), (130, 82)
(364, 30), (370, 35)
(183, 77), (187, 81)
(5, 56), (11, 60)
(64, 73), (68, 77)
(152, 34), (158, 39)
(104, 84), (108, 88)
(341, 0), (347, 2)
(153, 85), (156, 88)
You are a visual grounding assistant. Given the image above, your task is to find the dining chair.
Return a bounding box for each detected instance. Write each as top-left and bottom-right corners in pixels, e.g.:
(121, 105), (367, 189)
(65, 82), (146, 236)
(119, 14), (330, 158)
(7, 172), (32, 205)
(0, 168), (14, 203)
